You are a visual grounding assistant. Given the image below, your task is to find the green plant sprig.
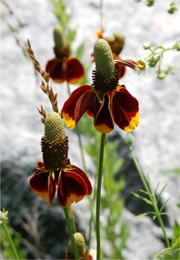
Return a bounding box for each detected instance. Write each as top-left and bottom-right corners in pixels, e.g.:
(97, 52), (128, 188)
(143, 42), (180, 79)
(135, 0), (179, 13)
(125, 134), (180, 259)
(125, 134), (171, 244)
(0, 209), (21, 260)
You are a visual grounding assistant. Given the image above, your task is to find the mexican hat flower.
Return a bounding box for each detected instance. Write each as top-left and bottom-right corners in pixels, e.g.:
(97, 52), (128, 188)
(46, 25), (84, 84)
(62, 39), (144, 134)
(29, 112), (92, 207)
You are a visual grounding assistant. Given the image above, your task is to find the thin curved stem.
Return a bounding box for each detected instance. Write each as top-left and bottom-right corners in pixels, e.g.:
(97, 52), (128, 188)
(64, 208), (80, 260)
(96, 133), (106, 260)
(2, 222), (19, 260)
(129, 145), (171, 248)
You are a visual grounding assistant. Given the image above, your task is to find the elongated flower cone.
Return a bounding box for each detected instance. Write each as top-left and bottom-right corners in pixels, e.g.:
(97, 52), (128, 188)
(93, 39), (119, 92)
(41, 112), (69, 170)
(94, 39), (115, 79)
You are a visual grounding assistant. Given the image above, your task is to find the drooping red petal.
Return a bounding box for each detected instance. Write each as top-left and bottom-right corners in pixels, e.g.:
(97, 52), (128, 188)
(86, 94), (101, 118)
(74, 88), (96, 124)
(112, 85), (139, 131)
(66, 58), (84, 84)
(46, 58), (65, 83)
(29, 169), (49, 201)
(94, 93), (114, 133)
(48, 173), (56, 206)
(61, 85), (91, 129)
(57, 165), (92, 207)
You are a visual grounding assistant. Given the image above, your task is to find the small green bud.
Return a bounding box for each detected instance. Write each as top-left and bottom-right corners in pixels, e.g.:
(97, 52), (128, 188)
(69, 232), (86, 257)
(94, 39), (115, 78)
(0, 209), (8, 224)
(157, 72), (166, 80)
(146, 0), (155, 7)
(53, 25), (65, 49)
(147, 55), (160, 67)
(45, 112), (65, 142)
(143, 42), (151, 50)
(168, 1), (178, 14)
(173, 42), (180, 51)
(125, 133), (134, 146)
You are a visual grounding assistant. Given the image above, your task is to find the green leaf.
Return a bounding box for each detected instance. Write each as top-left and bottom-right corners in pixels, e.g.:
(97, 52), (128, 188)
(159, 197), (170, 212)
(136, 211), (156, 217)
(132, 192), (153, 205)
(66, 29), (76, 44)
(153, 247), (172, 260)
(75, 43), (85, 60)
(162, 168), (180, 175)
(157, 184), (168, 203)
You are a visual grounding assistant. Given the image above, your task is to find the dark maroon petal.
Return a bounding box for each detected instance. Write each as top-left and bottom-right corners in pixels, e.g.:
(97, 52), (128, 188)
(46, 58), (65, 83)
(94, 93), (114, 133)
(112, 85), (139, 131)
(29, 170), (49, 201)
(48, 173), (56, 205)
(57, 165), (92, 207)
(61, 85), (91, 129)
(66, 58), (84, 84)
(74, 89), (95, 124)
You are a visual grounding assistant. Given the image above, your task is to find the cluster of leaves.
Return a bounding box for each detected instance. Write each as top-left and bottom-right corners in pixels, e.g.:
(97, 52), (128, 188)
(154, 221), (180, 260)
(143, 42), (180, 79)
(135, 0), (179, 13)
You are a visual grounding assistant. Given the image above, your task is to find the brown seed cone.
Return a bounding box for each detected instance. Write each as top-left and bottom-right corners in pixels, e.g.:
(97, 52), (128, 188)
(41, 135), (69, 170)
(92, 69), (119, 92)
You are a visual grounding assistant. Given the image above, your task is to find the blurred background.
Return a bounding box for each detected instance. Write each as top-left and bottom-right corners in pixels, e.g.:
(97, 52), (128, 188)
(1, 0), (180, 259)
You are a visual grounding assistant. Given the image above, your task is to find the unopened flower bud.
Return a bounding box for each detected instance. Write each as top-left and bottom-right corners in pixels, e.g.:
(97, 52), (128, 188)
(146, 0), (155, 7)
(53, 25), (65, 50)
(69, 232), (86, 257)
(143, 42), (151, 50)
(125, 133), (134, 146)
(157, 72), (166, 80)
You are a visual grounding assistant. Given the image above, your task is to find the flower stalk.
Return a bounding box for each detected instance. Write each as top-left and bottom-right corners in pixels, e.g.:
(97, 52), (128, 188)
(96, 133), (106, 259)
(1, 221), (20, 260)
(64, 208), (80, 260)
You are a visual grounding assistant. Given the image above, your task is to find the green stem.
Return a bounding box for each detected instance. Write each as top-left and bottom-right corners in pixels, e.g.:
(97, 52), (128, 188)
(96, 133), (106, 260)
(76, 125), (87, 172)
(68, 206), (77, 233)
(2, 222), (19, 260)
(63, 208), (80, 260)
(129, 145), (171, 248)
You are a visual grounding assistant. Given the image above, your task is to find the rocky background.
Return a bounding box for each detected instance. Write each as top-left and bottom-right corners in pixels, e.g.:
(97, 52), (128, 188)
(1, 0), (180, 259)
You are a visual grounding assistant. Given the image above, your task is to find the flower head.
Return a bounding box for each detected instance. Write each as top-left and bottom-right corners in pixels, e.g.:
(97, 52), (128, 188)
(98, 31), (126, 78)
(62, 39), (140, 134)
(46, 25), (84, 84)
(29, 112), (92, 207)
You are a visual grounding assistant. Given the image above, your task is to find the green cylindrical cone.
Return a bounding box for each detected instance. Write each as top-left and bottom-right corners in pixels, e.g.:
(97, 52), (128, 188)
(45, 112), (65, 142)
(94, 39), (115, 78)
